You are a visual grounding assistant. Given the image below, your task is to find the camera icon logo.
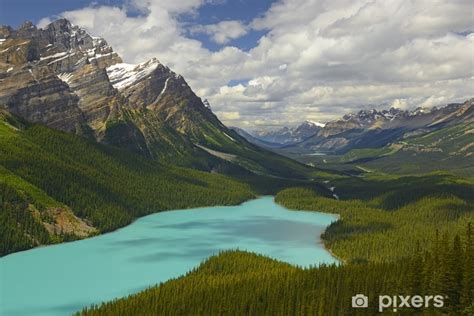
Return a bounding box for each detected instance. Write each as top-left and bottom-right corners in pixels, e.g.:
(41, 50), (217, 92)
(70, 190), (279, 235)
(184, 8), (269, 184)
(352, 294), (369, 308)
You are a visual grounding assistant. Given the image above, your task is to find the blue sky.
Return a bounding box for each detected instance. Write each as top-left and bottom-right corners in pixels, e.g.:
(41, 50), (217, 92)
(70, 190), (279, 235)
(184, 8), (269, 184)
(1, 0), (472, 128)
(0, 0), (121, 27)
(182, 0), (272, 51)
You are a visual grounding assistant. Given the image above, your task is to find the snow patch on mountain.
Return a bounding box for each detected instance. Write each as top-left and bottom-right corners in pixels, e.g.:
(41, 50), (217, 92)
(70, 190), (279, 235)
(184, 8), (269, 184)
(40, 51), (68, 61)
(89, 52), (114, 61)
(223, 132), (236, 142)
(107, 58), (160, 90)
(58, 72), (73, 84)
(303, 120), (326, 128)
(202, 99), (211, 109)
(150, 77), (171, 106)
(47, 52), (76, 65)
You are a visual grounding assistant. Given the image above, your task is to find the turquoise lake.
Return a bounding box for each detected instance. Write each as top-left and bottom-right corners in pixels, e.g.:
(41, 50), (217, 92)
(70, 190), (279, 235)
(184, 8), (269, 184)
(0, 196), (338, 316)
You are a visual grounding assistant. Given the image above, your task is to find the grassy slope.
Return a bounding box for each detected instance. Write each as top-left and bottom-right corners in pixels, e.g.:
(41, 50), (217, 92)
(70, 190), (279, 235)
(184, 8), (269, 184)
(0, 115), (255, 255)
(0, 181), (53, 255)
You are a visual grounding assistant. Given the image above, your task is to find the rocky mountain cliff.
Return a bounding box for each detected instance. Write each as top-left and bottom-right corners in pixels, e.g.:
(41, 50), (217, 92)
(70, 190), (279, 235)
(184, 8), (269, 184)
(0, 19), (310, 177)
(0, 20), (121, 134)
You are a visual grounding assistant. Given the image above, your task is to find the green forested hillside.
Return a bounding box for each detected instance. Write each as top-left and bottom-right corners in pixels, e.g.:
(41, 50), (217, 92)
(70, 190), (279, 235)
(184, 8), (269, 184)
(362, 122), (474, 176)
(298, 122), (474, 177)
(275, 174), (474, 262)
(0, 114), (254, 256)
(0, 181), (52, 255)
(79, 224), (473, 315)
(78, 172), (474, 315)
(3, 108), (473, 314)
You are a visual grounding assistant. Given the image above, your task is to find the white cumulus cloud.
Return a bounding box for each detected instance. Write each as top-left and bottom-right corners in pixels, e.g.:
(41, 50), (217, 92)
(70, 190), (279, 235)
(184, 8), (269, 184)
(191, 20), (248, 44)
(38, 0), (474, 127)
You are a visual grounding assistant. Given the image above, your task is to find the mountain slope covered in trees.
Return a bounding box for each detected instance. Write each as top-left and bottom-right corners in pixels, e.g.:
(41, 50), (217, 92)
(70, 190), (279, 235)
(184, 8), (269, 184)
(0, 112), (255, 256)
(77, 171), (474, 315)
(298, 118), (474, 177)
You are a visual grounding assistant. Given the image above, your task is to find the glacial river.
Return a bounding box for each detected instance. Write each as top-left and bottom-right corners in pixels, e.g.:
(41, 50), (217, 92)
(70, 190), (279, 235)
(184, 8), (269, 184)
(0, 196), (338, 315)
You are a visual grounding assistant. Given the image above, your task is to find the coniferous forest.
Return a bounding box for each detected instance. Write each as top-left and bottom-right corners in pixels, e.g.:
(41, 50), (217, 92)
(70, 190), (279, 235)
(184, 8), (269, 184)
(79, 224), (473, 315)
(1, 110), (473, 315)
(0, 116), (254, 256)
(78, 173), (474, 315)
(1, 113), (473, 314)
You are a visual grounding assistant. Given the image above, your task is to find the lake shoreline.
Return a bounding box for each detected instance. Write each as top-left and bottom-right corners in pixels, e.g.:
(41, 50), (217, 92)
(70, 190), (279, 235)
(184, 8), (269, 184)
(275, 198), (343, 264)
(1, 196), (338, 316)
(4, 195), (341, 268)
(1, 194), (257, 259)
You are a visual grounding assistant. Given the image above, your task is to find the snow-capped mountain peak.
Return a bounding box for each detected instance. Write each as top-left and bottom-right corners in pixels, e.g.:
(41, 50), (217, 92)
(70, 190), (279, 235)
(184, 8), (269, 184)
(243, 120), (324, 145)
(303, 120), (326, 128)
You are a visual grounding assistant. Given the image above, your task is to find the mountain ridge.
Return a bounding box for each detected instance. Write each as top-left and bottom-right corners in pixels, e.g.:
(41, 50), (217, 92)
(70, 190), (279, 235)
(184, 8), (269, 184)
(0, 18), (312, 178)
(235, 99), (473, 157)
(233, 120), (325, 146)
(0, 110), (257, 256)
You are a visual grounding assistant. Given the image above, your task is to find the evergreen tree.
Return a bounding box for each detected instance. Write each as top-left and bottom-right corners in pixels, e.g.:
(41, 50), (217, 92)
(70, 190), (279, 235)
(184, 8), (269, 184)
(461, 222), (474, 313)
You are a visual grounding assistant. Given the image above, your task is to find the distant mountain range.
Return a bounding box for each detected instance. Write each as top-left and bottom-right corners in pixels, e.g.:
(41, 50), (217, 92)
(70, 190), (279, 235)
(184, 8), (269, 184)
(235, 99), (473, 158)
(0, 19), (310, 179)
(232, 120), (325, 147)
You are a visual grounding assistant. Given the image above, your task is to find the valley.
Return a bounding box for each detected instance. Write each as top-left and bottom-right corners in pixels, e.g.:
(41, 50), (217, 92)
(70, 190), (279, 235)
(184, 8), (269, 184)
(0, 17), (473, 316)
(236, 99), (474, 177)
(0, 112), (254, 256)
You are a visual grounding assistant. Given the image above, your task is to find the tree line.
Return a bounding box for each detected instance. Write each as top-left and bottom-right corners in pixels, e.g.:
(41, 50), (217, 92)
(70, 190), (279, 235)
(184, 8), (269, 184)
(0, 119), (254, 255)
